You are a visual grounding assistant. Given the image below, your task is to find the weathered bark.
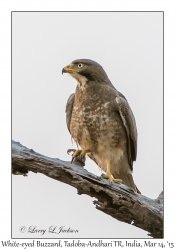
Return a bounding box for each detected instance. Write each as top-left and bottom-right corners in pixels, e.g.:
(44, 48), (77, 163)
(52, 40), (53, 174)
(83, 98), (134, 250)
(12, 140), (163, 238)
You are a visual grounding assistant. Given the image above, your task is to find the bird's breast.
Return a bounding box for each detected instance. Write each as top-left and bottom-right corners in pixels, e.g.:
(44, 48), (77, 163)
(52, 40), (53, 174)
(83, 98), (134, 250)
(70, 99), (126, 152)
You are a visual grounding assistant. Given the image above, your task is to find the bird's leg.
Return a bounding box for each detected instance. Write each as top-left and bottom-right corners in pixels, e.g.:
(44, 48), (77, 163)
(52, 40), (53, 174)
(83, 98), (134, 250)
(67, 149), (90, 164)
(103, 160), (122, 183)
(71, 149), (90, 162)
(102, 160), (113, 182)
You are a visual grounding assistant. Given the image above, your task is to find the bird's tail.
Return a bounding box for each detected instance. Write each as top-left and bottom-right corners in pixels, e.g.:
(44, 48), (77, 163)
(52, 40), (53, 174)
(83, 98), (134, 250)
(135, 185), (141, 194)
(114, 172), (141, 194)
(123, 173), (141, 194)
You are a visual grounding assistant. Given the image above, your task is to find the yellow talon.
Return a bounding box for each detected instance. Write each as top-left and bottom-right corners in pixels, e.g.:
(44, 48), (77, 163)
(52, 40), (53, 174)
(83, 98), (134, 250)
(72, 150), (83, 158)
(113, 178), (122, 183)
(103, 160), (122, 183)
(103, 172), (114, 182)
(67, 149), (90, 164)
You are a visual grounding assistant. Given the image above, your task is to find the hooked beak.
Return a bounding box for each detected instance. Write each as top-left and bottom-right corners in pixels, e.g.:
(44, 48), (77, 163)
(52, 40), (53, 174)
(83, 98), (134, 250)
(62, 64), (78, 75)
(62, 68), (67, 74)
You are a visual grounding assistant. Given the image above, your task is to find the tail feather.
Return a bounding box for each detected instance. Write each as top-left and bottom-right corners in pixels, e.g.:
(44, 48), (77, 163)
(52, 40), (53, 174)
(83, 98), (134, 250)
(123, 173), (141, 194)
(114, 172), (141, 194)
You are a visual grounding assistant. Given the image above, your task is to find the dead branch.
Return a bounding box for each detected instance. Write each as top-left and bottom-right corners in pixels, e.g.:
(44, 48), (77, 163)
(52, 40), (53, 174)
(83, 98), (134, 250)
(12, 140), (163, 238)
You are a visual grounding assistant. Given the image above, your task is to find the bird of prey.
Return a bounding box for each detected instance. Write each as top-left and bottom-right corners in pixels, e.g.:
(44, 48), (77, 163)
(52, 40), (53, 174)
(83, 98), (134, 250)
(62, 59), (140, 194)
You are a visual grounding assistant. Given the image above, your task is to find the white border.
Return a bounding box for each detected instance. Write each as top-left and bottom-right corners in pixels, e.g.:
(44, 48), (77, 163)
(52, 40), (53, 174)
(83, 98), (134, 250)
(0, 0), (175, 246)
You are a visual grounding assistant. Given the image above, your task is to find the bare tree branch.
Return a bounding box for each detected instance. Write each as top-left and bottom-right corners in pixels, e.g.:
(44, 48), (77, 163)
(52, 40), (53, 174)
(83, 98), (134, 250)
(12, 140), (163, 238)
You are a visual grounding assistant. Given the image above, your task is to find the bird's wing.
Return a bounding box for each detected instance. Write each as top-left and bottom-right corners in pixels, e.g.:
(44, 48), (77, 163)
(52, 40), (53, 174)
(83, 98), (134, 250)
(116, 92), (137, 169)
(65, 93), (75, 133)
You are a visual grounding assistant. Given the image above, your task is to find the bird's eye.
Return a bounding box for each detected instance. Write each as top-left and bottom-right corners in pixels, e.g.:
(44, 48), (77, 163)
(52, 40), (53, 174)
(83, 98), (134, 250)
(77, 63), (84, 68)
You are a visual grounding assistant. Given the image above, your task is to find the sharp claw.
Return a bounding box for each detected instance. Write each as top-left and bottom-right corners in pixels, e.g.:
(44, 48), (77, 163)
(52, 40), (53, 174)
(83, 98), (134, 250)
(68, 149), (88, 165)
(80, 154), (83, 162)
(67, 149), (75, 155)
(101, 173), (105, 178)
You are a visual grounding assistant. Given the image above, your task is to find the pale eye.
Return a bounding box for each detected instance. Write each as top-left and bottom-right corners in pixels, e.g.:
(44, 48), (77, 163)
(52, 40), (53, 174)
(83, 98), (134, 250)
(77, 63), (84, 68)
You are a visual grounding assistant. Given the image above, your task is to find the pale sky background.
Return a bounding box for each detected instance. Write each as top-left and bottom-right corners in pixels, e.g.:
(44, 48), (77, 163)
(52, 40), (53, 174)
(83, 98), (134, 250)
(11, 12), (164, 238)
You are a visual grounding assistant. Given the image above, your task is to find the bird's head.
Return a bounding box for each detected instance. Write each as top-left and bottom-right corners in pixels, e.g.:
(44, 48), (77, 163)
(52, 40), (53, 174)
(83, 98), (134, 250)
(62, 59), (110, 85)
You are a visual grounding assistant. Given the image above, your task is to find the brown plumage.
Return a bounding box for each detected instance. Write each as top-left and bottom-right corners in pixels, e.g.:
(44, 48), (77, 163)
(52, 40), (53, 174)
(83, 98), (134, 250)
(62, 59), (140, 194)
